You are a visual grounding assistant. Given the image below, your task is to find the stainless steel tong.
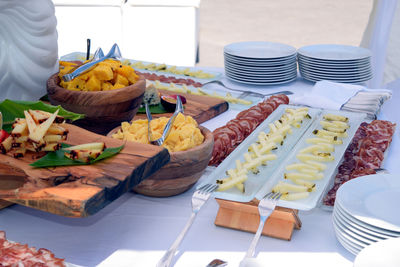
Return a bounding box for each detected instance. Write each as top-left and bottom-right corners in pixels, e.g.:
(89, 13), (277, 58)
(146, 96), (184, 146)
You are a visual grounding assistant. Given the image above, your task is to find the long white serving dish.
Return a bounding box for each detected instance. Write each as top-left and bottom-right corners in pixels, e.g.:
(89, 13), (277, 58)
(198, 104), (321, 202)
(254, 109), (366, 211)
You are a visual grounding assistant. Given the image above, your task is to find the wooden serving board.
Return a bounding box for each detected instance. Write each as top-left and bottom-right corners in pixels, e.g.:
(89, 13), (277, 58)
(0, 124), (170, 217)
(135, 89), (229, 123)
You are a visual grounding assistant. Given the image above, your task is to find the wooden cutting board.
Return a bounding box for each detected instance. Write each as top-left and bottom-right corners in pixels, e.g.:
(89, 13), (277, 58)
(0, 124), (170, 217)
(135, 89), (229, 123)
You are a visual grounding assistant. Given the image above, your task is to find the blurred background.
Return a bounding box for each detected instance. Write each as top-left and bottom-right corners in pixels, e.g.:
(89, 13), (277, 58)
(198, 0), (373, 67)
(53, 0), (373, 67)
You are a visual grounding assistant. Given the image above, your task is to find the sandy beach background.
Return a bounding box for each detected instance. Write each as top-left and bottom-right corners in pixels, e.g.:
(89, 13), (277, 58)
(197, 0), (373, 67)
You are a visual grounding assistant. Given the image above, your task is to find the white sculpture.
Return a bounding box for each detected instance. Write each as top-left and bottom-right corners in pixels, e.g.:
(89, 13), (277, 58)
(0, 0), (58, 101)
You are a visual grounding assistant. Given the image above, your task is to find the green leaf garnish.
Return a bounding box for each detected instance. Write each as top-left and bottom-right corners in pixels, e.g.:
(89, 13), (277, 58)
(30, 144), (124, 168)
(0, 99), (85, 132)
(137, 103), (167, 114)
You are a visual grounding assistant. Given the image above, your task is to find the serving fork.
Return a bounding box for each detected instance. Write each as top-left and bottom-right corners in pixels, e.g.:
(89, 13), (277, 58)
(157, 183), (219, 267)
(241, 192), (281, 263)
(202, 80), (293, 98)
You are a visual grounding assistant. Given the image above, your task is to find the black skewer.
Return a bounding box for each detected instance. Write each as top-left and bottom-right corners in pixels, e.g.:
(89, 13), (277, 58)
(86, 39), (91, 60)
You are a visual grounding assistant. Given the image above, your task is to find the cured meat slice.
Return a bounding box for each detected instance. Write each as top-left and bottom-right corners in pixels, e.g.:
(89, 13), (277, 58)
(214, 127), (238, 148)
(350, 168), (376, 179)
(209, 138), (224, 166)
(237, 118), (257, 137)
(226, 122), (245, 143)
(240, 109), (265, 124)
(323, 120), (396, 206)
(0, 231), (66, 266)
(135, 71), (205, 87)
(269, 94), (289, 105)
(265, 99), (278, 110)
(208, 94), (287, 166)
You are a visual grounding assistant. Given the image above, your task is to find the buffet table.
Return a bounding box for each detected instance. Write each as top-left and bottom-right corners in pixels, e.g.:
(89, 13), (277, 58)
(0, 74), (399, 267)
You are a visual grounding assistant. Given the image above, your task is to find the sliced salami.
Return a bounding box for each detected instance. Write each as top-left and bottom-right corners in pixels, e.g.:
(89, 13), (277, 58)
(208, 94), (288, 166)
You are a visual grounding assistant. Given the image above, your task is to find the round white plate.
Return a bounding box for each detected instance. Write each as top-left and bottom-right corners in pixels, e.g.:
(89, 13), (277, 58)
(224, 55), (296, 67)
(334, 206), (391, 241)
(300, 76), (371, 84)
(354, 237), (400, 267)
(336, 202), (400, 237)
(224, 41), (297, 59)
(225, 60), (297, 71)
(299, 68), (372, 78)
(298, 44), (371, 61)
(336, 174), (400, 233)
(224, 51), (297, 62)
(298, 53), (370, 64)
(225, 65), (297, 77)
(226, 74), (297, 86)
(334, 226), (363, 255)
(333, 212), (376, 245)
(226, 70), (297, 81)
(300, 75), (370, 84)
(334, 221), (367, 249)
(298, 60), (371, 70)
(300, 70), (372, 81)
(298, 61), (371, 73)
(300, 77), (370, 84)
(298, 58), (371, 69)
(299, 67), (372, 78)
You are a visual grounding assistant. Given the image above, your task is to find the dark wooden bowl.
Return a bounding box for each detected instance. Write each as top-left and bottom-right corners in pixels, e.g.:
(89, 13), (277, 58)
(108, 126), (214, 197)
(46, 73), (146, 135)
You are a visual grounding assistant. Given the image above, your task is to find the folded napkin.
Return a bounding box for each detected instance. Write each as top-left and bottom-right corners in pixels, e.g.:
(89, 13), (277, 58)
(291, 81), (392, 119)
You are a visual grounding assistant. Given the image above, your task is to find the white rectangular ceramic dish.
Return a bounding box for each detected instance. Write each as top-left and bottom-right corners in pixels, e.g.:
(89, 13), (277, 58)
(198, 104), (321, 202)
(254, 109), (367, 211)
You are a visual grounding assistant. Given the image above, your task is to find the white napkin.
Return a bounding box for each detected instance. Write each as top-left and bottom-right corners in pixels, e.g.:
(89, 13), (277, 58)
(290, 80), (365, 110)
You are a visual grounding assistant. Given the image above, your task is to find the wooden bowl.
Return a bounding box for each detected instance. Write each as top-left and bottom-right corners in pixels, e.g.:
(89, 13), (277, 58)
(108, 126), (214, 197)
(46, 73), (146, 135)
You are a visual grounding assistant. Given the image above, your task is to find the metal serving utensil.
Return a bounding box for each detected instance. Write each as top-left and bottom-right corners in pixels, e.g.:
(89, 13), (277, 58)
(62, 43), (121, 82)
(202, 79), (293, 98)
(241, 192), (281, 264)
(146, 96), (184, 146)
(157, 184), (219, 267)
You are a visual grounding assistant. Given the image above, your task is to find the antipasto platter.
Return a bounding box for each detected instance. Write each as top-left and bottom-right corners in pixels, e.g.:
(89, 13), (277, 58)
(200, 105), (368, 211)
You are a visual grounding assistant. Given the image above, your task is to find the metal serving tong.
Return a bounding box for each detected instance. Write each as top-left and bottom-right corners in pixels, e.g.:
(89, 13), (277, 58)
(62, 43), (121, 82)
(146, 96), (184, 146)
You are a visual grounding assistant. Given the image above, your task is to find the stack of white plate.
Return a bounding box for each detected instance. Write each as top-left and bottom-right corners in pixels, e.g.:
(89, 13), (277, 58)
(224, 41), (297, 85)
(333, 173), (400, 255)
(298, 44), (372, 83)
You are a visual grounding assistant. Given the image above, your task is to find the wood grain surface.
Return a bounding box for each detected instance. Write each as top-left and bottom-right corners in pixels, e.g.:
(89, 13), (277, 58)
(0, 124), (170, 217)
(135, 89), (229, 124)
(47, 74), (146, 134)
(132, 126), (214, 197)
(214, 198), (301, 241)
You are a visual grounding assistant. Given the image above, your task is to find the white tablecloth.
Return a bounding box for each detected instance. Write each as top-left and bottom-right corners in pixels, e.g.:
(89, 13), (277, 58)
(0, 74), (399, 267)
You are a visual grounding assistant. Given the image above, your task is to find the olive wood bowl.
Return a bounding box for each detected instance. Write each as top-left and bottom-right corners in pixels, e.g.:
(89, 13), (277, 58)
(46, 73), (146, 135)
(108, 125), (214, 197)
